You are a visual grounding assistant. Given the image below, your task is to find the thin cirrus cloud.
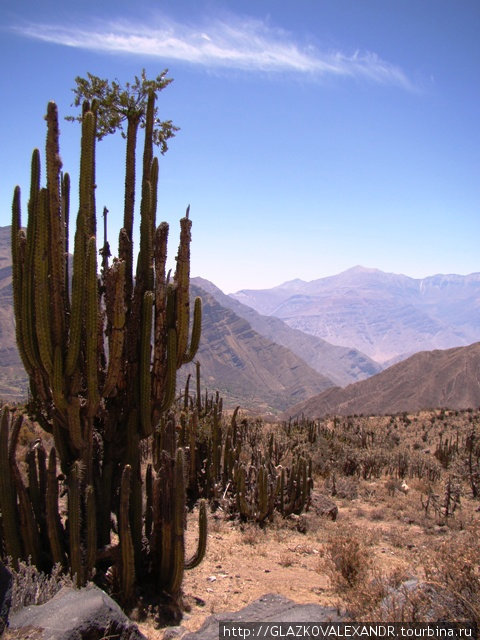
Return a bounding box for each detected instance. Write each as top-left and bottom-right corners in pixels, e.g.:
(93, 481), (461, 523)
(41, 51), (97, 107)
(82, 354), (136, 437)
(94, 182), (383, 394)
(14, 13), (414, 89)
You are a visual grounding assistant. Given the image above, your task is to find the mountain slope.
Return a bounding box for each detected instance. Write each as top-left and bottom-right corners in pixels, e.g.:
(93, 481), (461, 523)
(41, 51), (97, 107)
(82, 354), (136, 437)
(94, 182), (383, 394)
(0, 225), (334, 411)
(193, 277), (381, 387)
(183, 284), (334, 412)
(231, 266), (480, 363)
(285, 342), (480, 418)
(0, 226), (28, 401)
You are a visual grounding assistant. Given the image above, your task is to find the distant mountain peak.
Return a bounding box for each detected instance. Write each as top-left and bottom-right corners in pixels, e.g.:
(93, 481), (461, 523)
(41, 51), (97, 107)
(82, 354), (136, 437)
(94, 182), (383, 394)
(230, 268), (480, 364)
(343, 265), (381, 274)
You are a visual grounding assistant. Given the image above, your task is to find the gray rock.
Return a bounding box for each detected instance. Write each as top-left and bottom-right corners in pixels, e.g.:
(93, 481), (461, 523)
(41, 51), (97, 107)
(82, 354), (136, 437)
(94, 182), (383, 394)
(183, 593), (346, 640)
(380, 578), (439, 619)
(7, 584), (146, 640)
(163, 626), (189, 639)
(310, 493), (338, 521)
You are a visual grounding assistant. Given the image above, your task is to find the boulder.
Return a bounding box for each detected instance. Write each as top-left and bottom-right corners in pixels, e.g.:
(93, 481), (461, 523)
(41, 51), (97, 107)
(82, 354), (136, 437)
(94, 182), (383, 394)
(183, 593), (346, 640)
(6, 584), (146, 640)
(310, 493), (338, 521)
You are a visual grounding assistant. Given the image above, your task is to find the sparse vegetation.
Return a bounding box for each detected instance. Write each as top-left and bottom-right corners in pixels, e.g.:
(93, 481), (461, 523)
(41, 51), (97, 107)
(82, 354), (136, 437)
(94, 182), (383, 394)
(6, 558), (74, 612)
(2, 396), (480, 636)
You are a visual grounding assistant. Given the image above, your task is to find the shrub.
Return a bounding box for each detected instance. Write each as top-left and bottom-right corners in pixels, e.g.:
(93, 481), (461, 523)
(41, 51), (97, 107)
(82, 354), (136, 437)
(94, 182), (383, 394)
(324, 530), (370, 590)
(6, 558), (74, 612)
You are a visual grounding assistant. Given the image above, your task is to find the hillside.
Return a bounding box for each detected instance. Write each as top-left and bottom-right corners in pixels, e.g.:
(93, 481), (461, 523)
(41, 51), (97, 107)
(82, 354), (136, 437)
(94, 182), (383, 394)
(232, 266), (480, 364)
(182, 284), (334, 412)
(285, 341), (480, 418)
(0, 224), (334, 411)
(192, 277), (381, 387)
(0, 226), (28, 401)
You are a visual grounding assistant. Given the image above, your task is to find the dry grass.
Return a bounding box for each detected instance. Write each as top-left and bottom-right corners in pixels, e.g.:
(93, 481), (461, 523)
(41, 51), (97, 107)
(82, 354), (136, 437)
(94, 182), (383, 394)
(323, 527), (371, 590)
(6, 559), (74, 612)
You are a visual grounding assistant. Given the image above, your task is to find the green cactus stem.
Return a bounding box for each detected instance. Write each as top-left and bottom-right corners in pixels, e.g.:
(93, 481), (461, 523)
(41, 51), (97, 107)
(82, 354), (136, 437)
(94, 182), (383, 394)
(46, 447), (66, 567)
(184, 498), (207, 570)
(119, 465), (135, 605)
(0, 407), (22, 566)
(68, 461), (84, 587)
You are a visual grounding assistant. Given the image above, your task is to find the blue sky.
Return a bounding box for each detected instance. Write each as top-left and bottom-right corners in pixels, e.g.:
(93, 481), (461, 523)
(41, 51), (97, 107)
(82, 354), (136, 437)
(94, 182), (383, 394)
(1, 1), (479, 293)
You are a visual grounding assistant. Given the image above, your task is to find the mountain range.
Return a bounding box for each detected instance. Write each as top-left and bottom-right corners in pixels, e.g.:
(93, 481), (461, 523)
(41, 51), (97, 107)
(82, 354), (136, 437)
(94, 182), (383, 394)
(181, 284), (334, 412)
(192, 277), (381, 387)
(231, 266), (480, 364)
(1, 223), (479, 416)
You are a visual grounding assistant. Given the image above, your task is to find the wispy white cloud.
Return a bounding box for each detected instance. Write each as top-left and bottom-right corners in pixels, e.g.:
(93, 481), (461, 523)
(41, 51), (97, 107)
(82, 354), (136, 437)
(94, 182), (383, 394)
(13, 13), (414, 89)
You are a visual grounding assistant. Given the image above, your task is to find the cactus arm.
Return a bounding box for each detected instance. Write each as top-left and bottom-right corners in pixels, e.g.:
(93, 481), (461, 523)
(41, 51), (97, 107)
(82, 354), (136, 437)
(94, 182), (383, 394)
(159, 466), (173, 586)
(184, 499), (207, 570)
(136, 178), (153, 294)
(174, 212), (192, 367)
(45, 102), (66, 349)
(85, 236), (100, 416)
(11, 189), (32, 375)
(145, 463), (153, 539)
(125, 424), (143, 566)
(102, 260), (126, 397)
(119, 465), (135, 605)
(46, 447), (66, 567)
(22, 191), (41, 375)
(68, 461), (84, 587)
(152, 223), (169, 420)
(166, 448), (186, 597)
(52, 345), (67, 412)
(0, 408), (22, 565)
(27, 443), (47, 534)
(33, 189), (54, 376)
(182, 296), (202, 364)
(149, 157), (158, 235)
(9, 415), (41, 567)
(66, 396), (84, 451)
(142, 91), (154, 196)
(65, 217), (87, 377)
(140, 291), (154, 436)
(158, 328), (177, 412)
(52, 418), (73, 475)
(78, 107), (96, 237)
(62, 172), (71, 308)
(86, 484), (97, 579)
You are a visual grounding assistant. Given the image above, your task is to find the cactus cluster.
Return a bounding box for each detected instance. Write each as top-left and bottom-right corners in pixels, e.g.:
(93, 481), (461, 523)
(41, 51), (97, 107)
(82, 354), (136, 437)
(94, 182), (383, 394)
(5, 93), (205, 613)
(174, 364), (313, 525)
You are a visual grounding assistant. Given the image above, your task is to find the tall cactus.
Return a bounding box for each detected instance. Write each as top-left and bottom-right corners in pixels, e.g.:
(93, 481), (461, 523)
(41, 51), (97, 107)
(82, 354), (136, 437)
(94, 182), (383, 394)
(9, 89), (205, 615)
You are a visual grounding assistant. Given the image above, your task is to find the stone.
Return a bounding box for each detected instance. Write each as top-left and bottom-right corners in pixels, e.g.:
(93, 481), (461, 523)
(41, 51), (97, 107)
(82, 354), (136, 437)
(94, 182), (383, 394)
(183, 593), (346, 640)
(310, 493), (338, 521)
(7, 584), (146, 640)
(162, 625), (189, 639)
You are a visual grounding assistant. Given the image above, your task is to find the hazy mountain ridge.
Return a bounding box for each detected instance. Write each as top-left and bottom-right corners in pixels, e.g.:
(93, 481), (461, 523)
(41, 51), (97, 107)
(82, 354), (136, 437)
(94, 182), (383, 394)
(0, 226), (335, 410)
(285, 341), (480, 418)
(183, 283), (334, 412)
(231, 266), (480, 363)
(2, 222), (480, 416)
(193, 277), (381, 387)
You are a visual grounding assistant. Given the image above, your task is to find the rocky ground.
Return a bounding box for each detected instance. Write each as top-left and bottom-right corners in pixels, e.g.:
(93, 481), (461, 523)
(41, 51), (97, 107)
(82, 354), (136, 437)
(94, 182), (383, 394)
(138, 475), (480, 639)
